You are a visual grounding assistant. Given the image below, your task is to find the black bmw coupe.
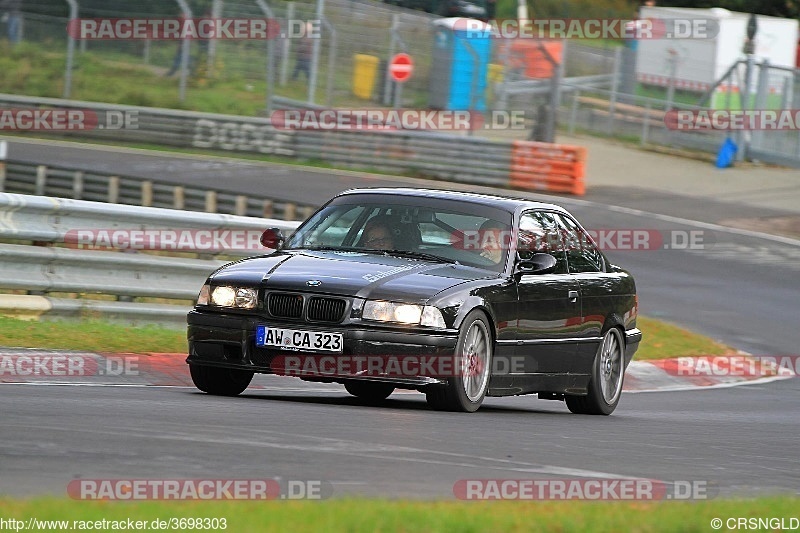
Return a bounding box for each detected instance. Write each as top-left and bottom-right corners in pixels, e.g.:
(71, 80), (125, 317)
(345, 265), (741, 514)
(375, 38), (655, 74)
(187, 188), (641, 414)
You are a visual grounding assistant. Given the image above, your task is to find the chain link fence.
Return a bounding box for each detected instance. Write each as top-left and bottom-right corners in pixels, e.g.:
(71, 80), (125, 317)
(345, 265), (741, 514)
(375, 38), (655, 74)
(4, 1), (616, 109)
(558, 51), (800, 167)
(2, 2), (799, 167)
(2, 1), (440, 111)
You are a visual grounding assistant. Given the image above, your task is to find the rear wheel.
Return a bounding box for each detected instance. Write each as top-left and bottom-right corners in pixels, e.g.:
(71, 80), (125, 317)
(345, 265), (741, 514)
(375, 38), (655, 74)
(344, 381), (395, 402)
(189, 364), (253, 397)
(566, 328), (625, 415)
(426, 311), (492, 413)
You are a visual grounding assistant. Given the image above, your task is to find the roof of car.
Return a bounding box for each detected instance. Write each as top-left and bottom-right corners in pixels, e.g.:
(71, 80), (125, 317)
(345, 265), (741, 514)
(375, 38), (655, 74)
(337, 187), (567, 214)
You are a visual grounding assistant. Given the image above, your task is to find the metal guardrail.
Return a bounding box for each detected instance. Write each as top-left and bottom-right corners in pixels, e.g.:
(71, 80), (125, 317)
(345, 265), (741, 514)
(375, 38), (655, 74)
(0, 191), (297, 247)
(565, 87), (728, 155)
(0, 93), (296, 151)
(497, 74), (614, 99)
(0, 193), (300, 328)
(0, 160), (317, 221)
(0, 243), (215, 300)
(292, 130), (512, 187)
(0, 93), (528, 190)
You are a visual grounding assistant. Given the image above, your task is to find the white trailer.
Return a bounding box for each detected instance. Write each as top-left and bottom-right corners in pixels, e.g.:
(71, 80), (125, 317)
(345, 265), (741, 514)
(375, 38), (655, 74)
(635, 7), (798, 108)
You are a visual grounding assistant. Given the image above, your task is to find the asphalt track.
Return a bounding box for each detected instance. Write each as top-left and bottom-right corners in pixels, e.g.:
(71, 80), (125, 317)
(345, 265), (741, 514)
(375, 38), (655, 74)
(1, 138), (799, 499)
(2, 379), (798, 498)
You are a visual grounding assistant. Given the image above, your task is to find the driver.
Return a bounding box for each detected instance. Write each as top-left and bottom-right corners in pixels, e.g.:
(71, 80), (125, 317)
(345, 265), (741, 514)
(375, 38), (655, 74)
(360, 216), (396, 250)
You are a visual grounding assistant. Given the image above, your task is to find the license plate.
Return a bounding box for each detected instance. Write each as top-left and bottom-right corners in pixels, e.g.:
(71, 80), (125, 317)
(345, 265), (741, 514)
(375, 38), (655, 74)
(256, 325), (343, 353)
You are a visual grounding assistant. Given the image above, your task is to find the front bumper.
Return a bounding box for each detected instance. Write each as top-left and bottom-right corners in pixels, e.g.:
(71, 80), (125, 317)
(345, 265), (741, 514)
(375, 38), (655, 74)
(186, 310), (459, 385)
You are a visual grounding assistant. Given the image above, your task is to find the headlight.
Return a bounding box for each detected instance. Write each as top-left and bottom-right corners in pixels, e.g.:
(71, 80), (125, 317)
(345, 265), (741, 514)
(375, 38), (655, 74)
(363, 300), (421, 324)
(208, 285), (258, 309)
(362, 300), (446, 328)
(234, 287), (258, 309)
(420, 306), (447, 328)
(197, 284), (210, 305)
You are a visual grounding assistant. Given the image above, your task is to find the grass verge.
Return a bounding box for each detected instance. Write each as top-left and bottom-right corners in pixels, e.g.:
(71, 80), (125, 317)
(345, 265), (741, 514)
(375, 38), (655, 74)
(633, 316), (735, 361)
(0, 496), (798, 532)
(0, 314), (733, 360)
(0, 316), (187, 353)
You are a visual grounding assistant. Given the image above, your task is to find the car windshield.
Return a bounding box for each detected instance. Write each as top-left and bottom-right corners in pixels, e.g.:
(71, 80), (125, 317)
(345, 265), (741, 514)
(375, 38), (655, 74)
(285, 194), (513, 272)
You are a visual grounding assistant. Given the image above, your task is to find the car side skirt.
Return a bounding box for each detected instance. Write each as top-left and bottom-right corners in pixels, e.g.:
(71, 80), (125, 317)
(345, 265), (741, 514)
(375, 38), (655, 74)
(624, 327), (642, 367)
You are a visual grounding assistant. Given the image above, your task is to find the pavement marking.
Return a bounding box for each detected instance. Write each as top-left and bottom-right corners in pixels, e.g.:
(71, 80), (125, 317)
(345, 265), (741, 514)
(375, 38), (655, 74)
(603, 204), (800, 248)
(47, 424), (656, 482)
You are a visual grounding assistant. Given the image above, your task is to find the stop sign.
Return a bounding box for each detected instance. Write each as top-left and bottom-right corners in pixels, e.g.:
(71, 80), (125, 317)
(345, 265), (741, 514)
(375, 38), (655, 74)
(389, 53), (414, 83)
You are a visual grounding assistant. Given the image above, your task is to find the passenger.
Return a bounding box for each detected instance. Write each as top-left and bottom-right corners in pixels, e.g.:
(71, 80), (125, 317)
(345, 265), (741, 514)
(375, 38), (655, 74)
(477, 219), (507, 264)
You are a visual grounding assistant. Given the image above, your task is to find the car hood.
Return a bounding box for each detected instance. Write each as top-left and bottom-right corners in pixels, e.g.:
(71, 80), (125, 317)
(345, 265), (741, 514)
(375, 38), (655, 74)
(210, 250), (495, 303)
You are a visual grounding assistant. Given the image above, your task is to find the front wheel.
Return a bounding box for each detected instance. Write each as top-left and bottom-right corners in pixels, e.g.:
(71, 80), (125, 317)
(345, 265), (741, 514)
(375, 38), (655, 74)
(426, 311), (493, 413)
(190, 364), (253, 396)
(566, 328), (625, 415)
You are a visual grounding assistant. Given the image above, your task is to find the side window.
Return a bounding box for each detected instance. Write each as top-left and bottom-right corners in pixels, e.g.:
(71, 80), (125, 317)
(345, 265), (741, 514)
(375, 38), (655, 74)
(554, 213), (605, 273)
(517, 211), (568, 274)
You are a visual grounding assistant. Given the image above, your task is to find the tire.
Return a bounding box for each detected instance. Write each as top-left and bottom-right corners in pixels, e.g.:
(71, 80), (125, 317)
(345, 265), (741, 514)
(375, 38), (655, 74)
(566, 328), (625, 415)
(344, 381), (395, 402)
(189, 364), (253, 397)
(426, 310), (493, 413)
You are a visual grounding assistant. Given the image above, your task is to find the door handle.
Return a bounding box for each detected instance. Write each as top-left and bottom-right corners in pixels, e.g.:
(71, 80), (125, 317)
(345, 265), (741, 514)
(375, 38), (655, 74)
(568, 290), (579, 302)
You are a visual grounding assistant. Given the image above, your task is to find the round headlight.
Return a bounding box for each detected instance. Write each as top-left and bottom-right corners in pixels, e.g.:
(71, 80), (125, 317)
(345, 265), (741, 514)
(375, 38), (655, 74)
(394, 304), (423, 324)
(234, 288), (258, 309)
(363, 300), (393, 322)
(211, 286), (236, 307)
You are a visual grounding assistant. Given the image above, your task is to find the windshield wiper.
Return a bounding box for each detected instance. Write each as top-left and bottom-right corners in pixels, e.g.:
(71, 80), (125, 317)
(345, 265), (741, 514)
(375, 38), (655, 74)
(298, 245), (360, 252)
(381, 249), (459, 264)
(299, 246), (458, 264)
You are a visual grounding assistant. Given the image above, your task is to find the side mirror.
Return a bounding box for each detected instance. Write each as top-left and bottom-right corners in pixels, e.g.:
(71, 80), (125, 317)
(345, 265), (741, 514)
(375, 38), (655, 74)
(514, 253), (556, 277)
(260, 228), (285, 250)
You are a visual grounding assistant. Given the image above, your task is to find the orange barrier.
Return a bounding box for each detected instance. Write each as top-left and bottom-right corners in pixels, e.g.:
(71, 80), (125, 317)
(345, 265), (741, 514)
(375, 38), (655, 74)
(509, 140), (586, 195)
(503, 40), (563, 79)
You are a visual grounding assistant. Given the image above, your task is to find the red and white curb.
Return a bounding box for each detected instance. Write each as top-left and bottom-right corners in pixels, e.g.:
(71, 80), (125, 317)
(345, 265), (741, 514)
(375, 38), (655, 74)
(0, 349), (794, 392)
(624, 358), (794, 392)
